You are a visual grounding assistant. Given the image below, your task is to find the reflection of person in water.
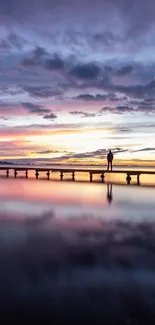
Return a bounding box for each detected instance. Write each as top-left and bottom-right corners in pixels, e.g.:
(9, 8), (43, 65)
(107, 184), (113, 204)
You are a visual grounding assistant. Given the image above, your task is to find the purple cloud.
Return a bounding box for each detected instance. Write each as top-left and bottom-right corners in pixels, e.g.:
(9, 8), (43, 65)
(43, 113), (58, 120)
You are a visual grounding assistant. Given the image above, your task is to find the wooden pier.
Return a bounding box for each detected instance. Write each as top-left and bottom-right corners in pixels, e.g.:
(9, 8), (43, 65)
(0, 166), (155, 185)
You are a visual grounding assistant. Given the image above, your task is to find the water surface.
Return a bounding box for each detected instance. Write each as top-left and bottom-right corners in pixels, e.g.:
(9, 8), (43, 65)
(0, 178), (155, 323)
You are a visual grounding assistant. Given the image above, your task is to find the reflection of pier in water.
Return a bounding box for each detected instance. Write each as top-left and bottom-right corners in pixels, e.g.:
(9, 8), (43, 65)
(0, 166), (155, 185)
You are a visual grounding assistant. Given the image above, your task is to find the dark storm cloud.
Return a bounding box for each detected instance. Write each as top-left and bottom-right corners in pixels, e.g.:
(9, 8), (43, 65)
(21, 102), (51, 114)
(43, 112), (58, 120)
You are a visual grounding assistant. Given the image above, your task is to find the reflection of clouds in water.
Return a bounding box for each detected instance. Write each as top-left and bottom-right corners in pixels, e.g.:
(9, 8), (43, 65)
(0, 200), (55, 218)
(1, 198), (155, 225)
(1, 214), (155, 323)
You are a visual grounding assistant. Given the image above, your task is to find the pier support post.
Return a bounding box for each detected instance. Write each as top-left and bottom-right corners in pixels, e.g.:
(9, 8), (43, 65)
(126, 174), (131, 185)
(101, 173), (105, 183)
(89, 172), (93, 182)
(47, 171), (50, 180)
(60, 172), (63, 181)
(137, 174), (140, 185)
(6, 169), (9, 178)
(14, 170), (17, 178)
(35, 170), (39, 179)
(72, 172), (75, 181)
(25, 170), (28, 178)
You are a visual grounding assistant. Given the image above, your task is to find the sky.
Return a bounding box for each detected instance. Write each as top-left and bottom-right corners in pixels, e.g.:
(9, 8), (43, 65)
(0, 0), (155, 165)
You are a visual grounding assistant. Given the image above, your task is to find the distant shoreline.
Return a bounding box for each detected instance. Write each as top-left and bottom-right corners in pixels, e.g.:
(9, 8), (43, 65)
(0, 161), (154, 169)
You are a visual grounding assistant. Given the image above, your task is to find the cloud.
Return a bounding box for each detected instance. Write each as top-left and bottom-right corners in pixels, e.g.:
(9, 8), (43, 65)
(43, 112), (58, 120)
(116, 65), (133, 76)
(0, 86), (23, 96)
(0, 33), (27, 53)
(133, 147), (155, 152)
(33, 46), (47, 59)
(118, 128), (133, 133)
(70, 98), (155, 117)
(23, 86), (63, 98)
(0, 0), (155, 164)
(45, 54), (65, 70)
(70, 111), (96, 118)
(136, 99), (155, 112)
(70, 63), (100, 80)
(115, 106), (134, 113)
(31, 149), (68, 155)
(73, 93), (122, 102)
(22, 48), (65, 72)
(32, 150), (59, 154)
(107, 77), (155, 99)
(100, 106), (134, 114)
(49, 147), (127, 162)
(21, 102), (51, 114)
(21, 46), (47, 67)
(0, 0), (155, 37)
(73, 94), (106, 101)
(0, 116), (10, 121)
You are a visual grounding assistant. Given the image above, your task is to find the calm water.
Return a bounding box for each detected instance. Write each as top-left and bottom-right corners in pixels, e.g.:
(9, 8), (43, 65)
(0, 177), (155, 222)
(1, 177), (155, 323)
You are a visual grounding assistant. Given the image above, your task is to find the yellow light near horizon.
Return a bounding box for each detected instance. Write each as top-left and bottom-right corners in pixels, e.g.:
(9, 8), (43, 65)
(28, 128), (112, 152)
(0, 137), (16, 142)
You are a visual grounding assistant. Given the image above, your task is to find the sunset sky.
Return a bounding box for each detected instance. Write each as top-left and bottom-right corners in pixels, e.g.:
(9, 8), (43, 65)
(0, 0), (155, 165)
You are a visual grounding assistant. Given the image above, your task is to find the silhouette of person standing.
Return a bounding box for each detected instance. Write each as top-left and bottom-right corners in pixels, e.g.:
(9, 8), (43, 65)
(107, 150), (113, 171)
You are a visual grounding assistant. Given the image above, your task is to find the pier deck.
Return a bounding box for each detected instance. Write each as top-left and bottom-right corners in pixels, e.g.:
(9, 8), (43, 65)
(0, 166), (155, 184)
